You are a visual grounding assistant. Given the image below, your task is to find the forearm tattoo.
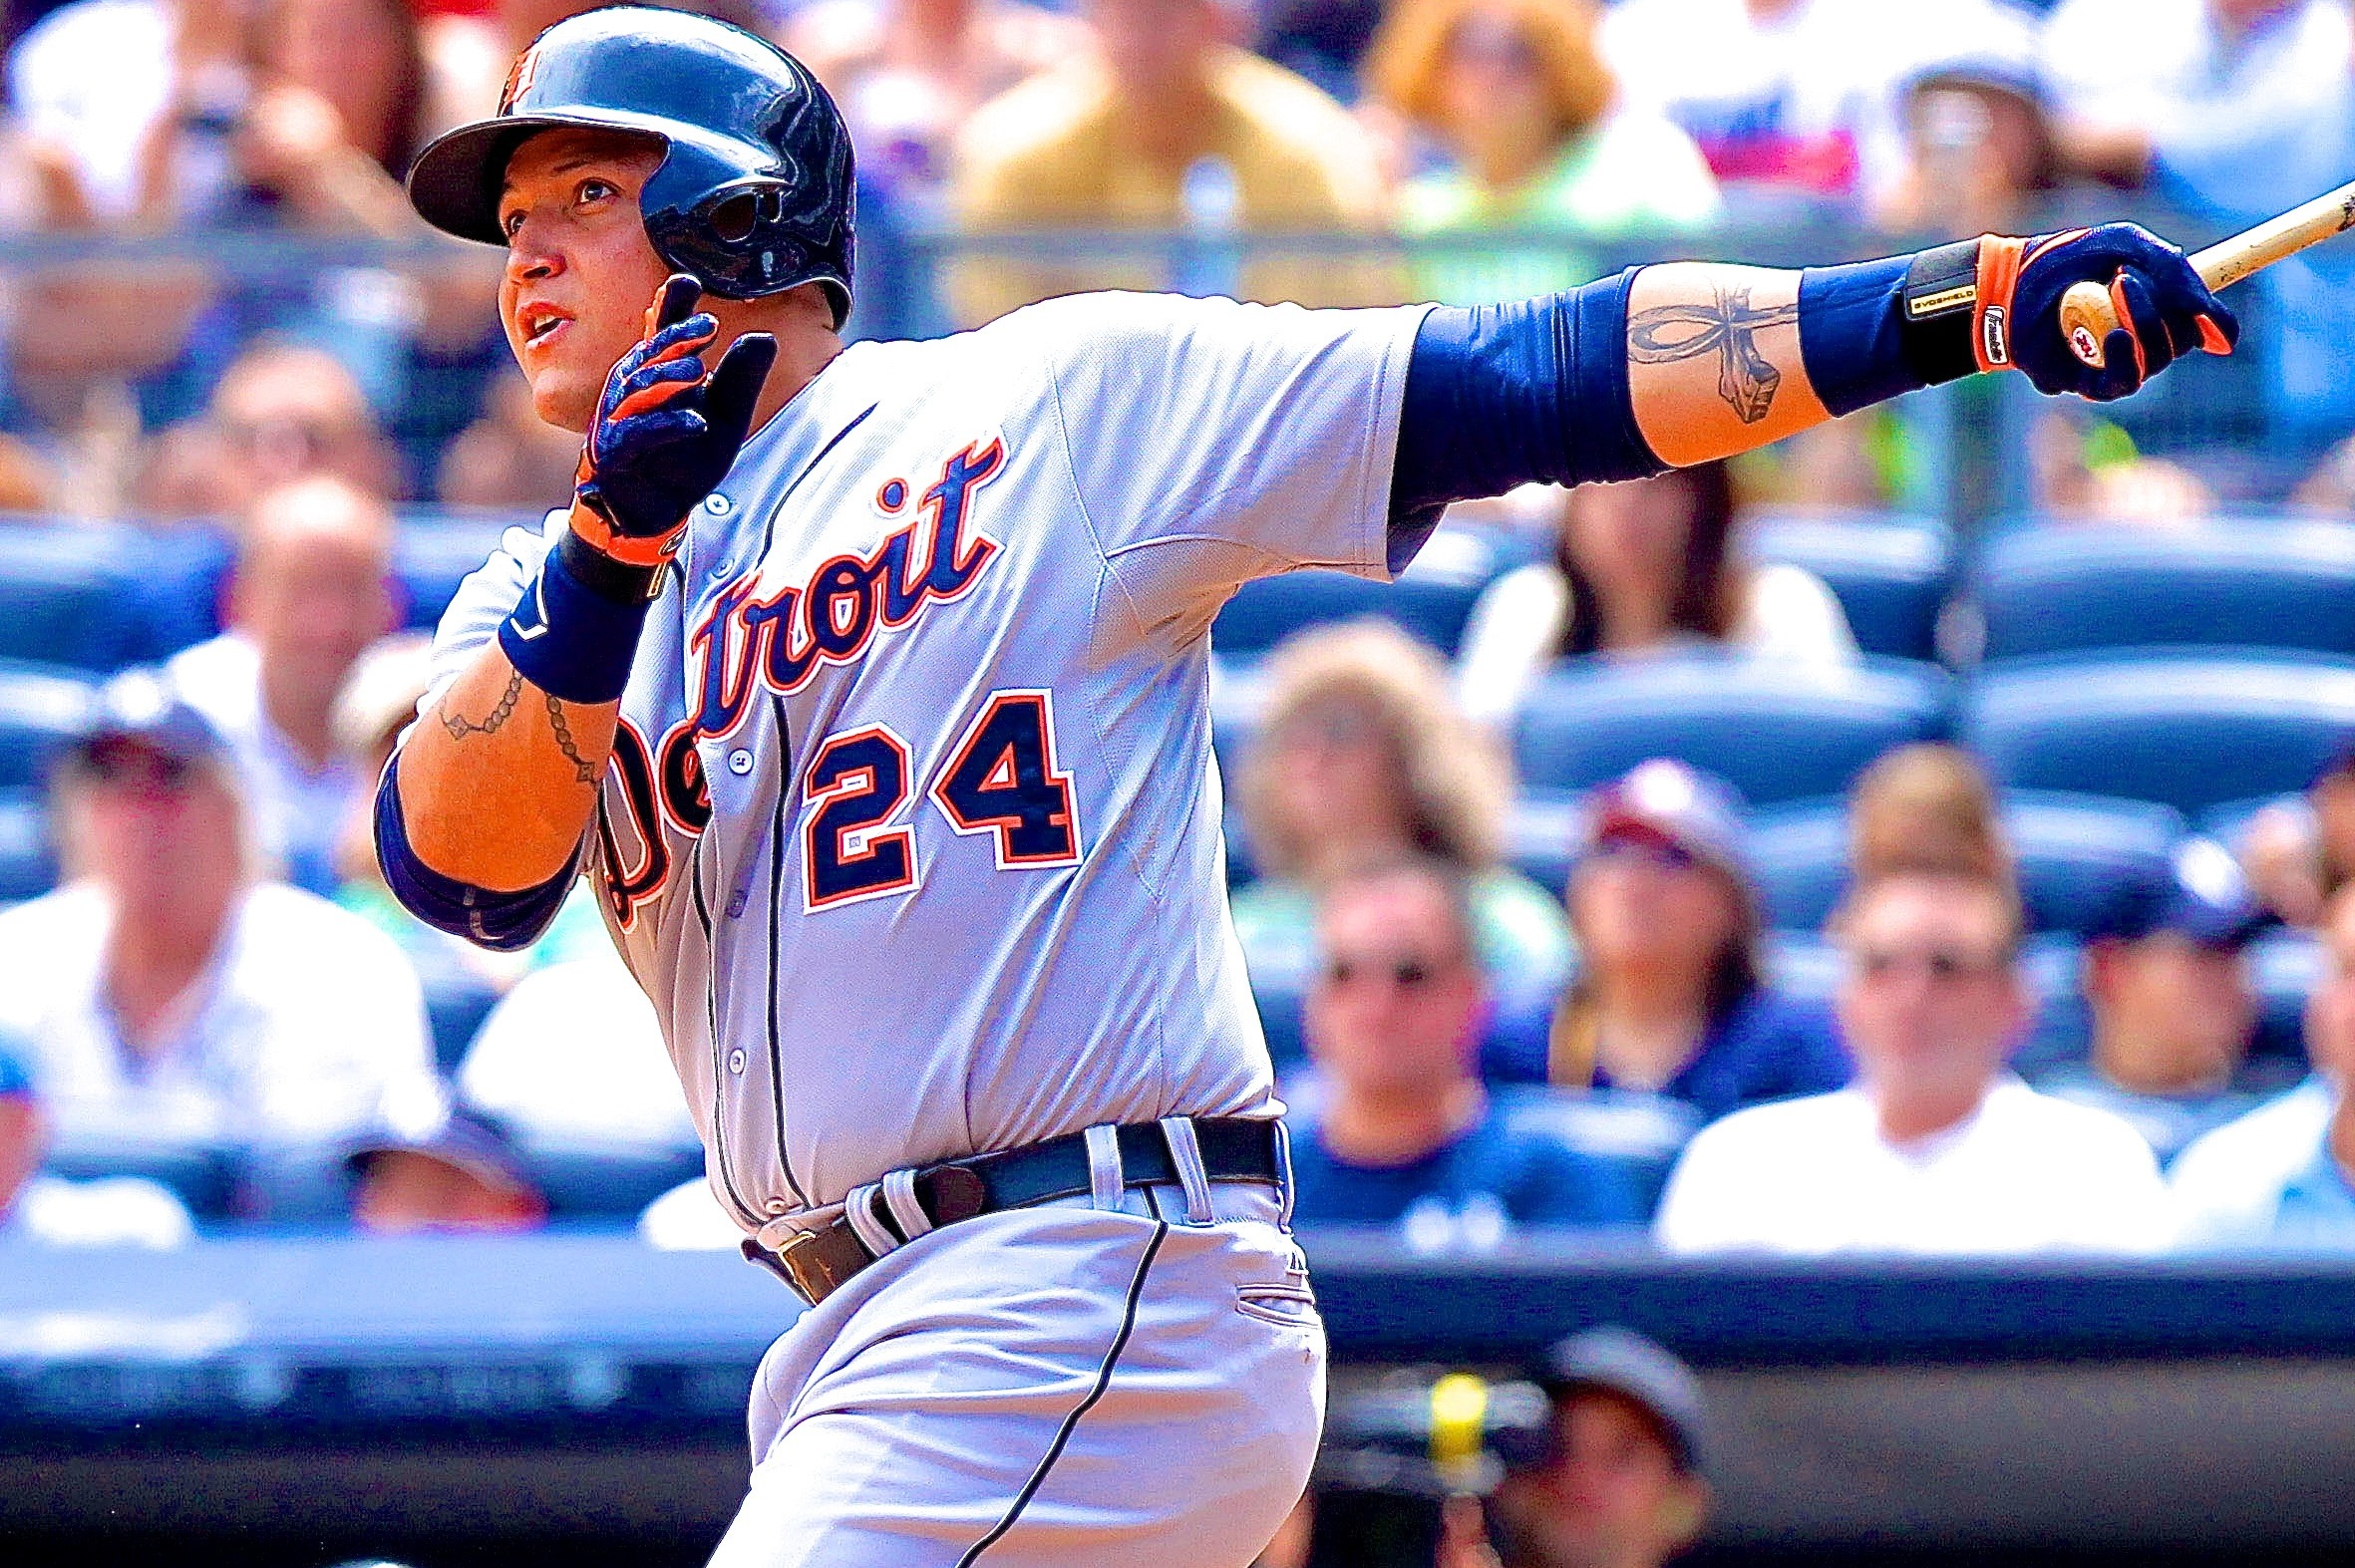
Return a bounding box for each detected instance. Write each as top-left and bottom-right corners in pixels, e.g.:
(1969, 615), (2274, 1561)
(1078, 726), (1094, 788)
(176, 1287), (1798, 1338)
(1628, 287), (1802, 424)
(544, 694), (600, 785)
(440, 670), (523, 741)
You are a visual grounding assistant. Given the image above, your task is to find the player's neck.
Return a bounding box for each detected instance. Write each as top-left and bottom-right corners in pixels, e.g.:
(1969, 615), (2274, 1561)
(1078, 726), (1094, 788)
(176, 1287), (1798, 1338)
(1320, 1078), (1485, 1166)
(746, 323), (847, 434)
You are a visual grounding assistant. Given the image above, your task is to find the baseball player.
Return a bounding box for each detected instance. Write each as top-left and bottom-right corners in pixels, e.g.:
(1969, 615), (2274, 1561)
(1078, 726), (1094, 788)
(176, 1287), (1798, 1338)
(379, 8), (2234, 1564)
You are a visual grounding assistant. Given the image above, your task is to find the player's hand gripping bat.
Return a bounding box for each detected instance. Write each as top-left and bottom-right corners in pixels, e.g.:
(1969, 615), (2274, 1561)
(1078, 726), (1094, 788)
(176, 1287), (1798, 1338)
(2059, 178), (2355, 372)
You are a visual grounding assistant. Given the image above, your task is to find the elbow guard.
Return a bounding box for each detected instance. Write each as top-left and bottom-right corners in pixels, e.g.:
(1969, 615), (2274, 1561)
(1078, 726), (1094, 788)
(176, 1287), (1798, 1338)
(374, 755), (580, 953)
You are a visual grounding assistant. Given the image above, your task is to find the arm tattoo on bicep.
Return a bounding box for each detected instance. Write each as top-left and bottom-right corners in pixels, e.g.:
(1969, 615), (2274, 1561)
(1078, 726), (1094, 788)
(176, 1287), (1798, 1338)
(440, 670), (524, 741)
(543, 694), (600, 785)
(1628, 287), (1802, 424)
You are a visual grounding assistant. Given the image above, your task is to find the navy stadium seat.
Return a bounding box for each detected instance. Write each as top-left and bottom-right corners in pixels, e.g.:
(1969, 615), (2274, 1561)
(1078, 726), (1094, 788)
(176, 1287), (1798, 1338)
(1513, 653), (1950, 805)
(2248, 928), (2322, 1067)
(393, 510), (521, 632)
(1961, 652), (2355, 819)
(0, 785), (57, 903)
(0, 660), (96, 787)
(41, 1127), (241, 1218)
(1493, 1088), (1701, 1220)
(516, 1135), (708, 1219)
(0, 524), (151, 671)
(1209, 527), (1514, 661)
(1975, 517), (2355, 662)
(1744, 509), (1954, 662)
(2199, 791), (2300, 850)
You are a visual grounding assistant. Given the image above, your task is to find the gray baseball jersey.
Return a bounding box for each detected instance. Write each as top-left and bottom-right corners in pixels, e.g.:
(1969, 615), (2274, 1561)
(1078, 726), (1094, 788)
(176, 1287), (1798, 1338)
(428, 291), (1429, 1233)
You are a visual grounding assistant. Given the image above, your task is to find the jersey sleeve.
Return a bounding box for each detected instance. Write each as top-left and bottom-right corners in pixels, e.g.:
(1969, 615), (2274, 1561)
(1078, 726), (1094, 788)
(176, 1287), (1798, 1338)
(418, 511), (561, 715)
(1031, 293), (1433, 635)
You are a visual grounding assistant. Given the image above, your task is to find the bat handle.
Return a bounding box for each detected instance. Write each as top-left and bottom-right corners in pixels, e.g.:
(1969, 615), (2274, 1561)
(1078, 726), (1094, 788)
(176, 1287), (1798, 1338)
(2058, 278), (2123, 370)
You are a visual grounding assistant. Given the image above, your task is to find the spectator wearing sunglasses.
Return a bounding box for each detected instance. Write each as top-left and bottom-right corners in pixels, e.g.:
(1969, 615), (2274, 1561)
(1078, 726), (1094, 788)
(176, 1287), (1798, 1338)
(1517, 760), (1847, 1123)
(1285, 856), (1639, 1237)
(1653, 867), (2170, 1255)
(1232, 622), (1574, 1045)
(0, 671), (443, 1218)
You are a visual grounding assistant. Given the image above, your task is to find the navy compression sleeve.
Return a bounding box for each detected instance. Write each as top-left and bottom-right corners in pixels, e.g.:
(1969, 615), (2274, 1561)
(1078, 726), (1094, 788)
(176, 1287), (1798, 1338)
(1386, 245), (1984, 561)
(374, 755), (579, 952)
(1388, 270), (1665, 566)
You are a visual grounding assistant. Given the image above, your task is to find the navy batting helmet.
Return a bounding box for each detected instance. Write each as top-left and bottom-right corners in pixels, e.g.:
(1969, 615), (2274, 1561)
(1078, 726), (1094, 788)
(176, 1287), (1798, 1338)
(407, 6), (855, 325)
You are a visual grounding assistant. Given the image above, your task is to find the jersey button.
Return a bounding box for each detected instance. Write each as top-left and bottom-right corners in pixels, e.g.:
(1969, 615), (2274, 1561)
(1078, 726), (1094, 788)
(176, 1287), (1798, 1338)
(728, 751), (754, 777)
(727, 1048), (747, 1075)
(765, 1199), (789, 1216)
(703, 492), (733, 517)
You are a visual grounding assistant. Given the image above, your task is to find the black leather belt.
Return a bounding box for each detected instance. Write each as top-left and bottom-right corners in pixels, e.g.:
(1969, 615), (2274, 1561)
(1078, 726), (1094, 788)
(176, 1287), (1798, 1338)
(743, 1117), (1285, 1308)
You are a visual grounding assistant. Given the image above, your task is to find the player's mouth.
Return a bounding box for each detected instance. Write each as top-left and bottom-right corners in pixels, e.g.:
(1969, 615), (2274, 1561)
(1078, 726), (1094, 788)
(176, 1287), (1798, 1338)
(518, 304), (573, 351)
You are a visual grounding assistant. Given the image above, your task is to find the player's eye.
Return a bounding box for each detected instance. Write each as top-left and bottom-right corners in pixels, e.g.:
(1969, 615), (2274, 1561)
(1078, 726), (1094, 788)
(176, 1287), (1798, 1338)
(500, 208), (525, 239)
(575, 176), (618, 208)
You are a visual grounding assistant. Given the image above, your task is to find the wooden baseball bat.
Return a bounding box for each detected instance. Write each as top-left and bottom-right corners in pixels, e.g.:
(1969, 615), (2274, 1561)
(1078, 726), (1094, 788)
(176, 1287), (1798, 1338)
(2059, 177), (2355, 369)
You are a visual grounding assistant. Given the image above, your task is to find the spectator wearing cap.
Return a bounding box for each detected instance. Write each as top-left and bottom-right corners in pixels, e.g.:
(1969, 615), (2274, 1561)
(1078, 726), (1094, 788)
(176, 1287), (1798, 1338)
(2177, 880), (2355, 1249)
(0, 672), (442, 1217)
(347, 1109), (544, 1235)
(1874, 0), (2052, 236)
(2039, 838), (2272, 1163)
(1514, 760), (1848, 1124)
(1477, 1327), (1711, 1568)
(168, 474), (399, 895)
(1654, 866), (2170, 1255)
(1285, 856), (1640, 1238)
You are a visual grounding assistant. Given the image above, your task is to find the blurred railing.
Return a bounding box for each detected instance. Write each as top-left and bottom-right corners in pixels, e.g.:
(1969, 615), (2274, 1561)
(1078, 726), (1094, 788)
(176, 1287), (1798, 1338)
(0, 185), (2331, 532)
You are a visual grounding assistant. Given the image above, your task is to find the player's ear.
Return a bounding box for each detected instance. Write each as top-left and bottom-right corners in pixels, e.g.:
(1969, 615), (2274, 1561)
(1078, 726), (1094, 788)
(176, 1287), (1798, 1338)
(1656, 1475), (1709, 1550)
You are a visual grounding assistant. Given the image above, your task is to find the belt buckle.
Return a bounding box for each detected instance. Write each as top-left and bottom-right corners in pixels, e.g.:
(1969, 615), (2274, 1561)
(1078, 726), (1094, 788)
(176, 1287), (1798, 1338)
(775, 1228), (834, 1306)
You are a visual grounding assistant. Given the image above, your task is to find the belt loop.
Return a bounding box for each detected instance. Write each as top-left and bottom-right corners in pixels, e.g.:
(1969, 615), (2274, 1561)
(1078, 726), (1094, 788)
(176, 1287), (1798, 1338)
(843, 1182), (899, 1258)
(1272, 1118), (1297, 1230)
(1159, 1115), (1217, 1225)
(882, 1169), (932, 1240)
(1084, 1124), (1125, 1211)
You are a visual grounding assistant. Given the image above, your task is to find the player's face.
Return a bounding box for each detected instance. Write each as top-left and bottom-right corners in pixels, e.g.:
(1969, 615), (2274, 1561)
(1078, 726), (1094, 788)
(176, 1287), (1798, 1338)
(497, 130), (674, 433)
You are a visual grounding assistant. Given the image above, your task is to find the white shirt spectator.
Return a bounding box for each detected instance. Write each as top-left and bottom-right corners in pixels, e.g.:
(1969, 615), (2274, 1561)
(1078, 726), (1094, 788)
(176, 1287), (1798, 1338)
(3, 1172), (193, 1247)
(1598, 0), (1915, 205)
(2170, 1075), (2336, 1247)
(1455, 558), (1856, 728)
(0, 881), (443, 1148)
(167, 633), (363, 894)
(2040, 0), (2350, 142)
(460, 954), (696, 1147)
(1654, 1078), (2172, 1255)
(639, 1177), (743, 1251)
(6, 0), (173, 220)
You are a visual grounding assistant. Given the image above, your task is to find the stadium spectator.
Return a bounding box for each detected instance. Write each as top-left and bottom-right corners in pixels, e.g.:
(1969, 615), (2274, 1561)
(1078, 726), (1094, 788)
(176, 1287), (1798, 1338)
(1848, 743), (2014, 891)
(2040, 838), (2270, 1163)
(0, 672), (444, 1216)
(946, 0), (1388, 323)
(1284, 857), (1639, 1237)
(168, 474), (398, 894)
(0, 1037), (195, 1246)
(1480, 1327), (1711, 1568)
(1514, 760), (1848, 1121)
(135, 339), (401, 520)
(1654, 867), (2172, 1254)
(2176, 880), (2355, 1247)
(1256, 0), (1385, 101)
(1872, 0), (2051, 236)
(1230, 621), (1573, 1028)
(347, 1109), (545, 1234)
(1365, 0), (1720, 305)
(435, 375), (586, 508)
(781, 0), (1084, 214)
(457, 951), (699, 1149)
(2232, 743), (2355, 930)
(2042, 0), (2355, 449)
(1596, 0), (1913, 210)
(1455, 462), (1856, 728)
(6, 0), (202, 222)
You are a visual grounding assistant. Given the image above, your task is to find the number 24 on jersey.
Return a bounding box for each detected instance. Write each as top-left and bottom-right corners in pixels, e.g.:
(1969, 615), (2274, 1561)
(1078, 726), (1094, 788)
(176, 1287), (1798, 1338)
(804, 688), (1081, 912)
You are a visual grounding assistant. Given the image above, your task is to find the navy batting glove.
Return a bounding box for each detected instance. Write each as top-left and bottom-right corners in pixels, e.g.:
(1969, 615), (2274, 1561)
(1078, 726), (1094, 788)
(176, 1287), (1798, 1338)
(1973, 223), (2237, 401)
(570, 274), (779, 568)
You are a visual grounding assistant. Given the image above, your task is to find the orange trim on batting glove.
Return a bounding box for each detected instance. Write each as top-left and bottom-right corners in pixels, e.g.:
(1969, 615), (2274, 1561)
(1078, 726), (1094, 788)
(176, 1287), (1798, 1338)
(1971, 230), (2087, 375)
(565, 453), (687, 572)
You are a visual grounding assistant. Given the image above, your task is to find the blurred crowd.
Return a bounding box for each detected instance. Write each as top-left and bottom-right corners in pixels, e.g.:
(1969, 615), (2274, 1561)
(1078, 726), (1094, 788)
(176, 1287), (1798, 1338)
(0, 0), (2343, 511)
